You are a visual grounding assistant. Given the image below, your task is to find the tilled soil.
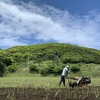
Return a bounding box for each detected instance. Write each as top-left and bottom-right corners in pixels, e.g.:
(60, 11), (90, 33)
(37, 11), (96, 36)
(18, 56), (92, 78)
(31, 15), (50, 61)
(0, 86), (100, 100)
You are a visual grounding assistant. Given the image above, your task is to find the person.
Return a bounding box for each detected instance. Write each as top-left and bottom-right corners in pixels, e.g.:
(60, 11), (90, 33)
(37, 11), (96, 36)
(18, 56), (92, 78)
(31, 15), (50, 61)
(59, 65), (69, 86)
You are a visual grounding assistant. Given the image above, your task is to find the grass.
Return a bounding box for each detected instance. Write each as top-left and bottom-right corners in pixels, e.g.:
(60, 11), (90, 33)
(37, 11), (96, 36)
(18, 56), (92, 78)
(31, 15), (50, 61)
(67, 63), (100, 77)
(89, 77), (100, 86)
(0, 63), (99, 88)
(0, 72), (100, 100)
(0, 74), (100, 88)
(0, 62), (100, 99)
(0, 75), (59, 88)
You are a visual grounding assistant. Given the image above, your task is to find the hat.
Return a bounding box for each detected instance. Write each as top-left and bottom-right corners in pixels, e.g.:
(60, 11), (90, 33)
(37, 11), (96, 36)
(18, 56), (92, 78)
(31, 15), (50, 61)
(66, 65), (69, 68)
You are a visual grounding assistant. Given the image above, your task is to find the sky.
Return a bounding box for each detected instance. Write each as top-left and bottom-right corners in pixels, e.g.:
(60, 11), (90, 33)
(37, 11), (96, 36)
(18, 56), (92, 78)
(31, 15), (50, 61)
(1, 0), (100, 50)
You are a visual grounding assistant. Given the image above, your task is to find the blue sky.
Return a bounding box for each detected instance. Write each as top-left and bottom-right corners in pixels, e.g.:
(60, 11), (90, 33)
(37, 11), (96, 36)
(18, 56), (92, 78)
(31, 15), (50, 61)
(1, 0), (100, 50)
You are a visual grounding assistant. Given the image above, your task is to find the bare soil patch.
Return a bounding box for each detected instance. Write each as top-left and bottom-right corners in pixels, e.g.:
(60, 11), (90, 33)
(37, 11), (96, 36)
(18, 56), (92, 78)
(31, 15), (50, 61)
(0, 86), (100, 100)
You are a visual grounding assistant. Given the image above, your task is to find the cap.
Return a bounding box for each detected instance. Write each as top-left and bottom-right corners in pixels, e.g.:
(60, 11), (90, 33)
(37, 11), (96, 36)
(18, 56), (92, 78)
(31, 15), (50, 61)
(66, 65), (69, 68)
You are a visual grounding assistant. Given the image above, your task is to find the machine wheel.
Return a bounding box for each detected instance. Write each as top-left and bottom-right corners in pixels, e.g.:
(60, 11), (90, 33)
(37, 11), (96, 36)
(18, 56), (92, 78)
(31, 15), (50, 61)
(79, 81), (87, 88)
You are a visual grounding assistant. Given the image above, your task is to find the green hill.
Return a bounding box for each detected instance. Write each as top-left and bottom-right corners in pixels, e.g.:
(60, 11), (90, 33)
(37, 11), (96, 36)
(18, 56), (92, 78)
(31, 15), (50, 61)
(5, 42), (100, 64)
(0, 43), (100, 77)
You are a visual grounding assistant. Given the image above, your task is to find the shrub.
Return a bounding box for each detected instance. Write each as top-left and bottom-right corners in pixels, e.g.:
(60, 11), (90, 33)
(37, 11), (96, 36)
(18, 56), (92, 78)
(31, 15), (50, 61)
(39, 63), (57, 76)
(3, 58), (12, 66)
(71, 65), (80, 73)
(39, 64), (64, 76)
(7, 65), (19, 73)
(54, 66), (62, 75)
(29, 65), (38, 73)
(0, 62), (5, 77)
(39, 67), (49, 76)
(47, 63), (55, 74)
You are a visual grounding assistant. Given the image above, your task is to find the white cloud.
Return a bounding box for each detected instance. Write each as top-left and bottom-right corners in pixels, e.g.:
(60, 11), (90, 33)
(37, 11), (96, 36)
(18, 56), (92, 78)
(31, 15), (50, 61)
(0, 0), (100, 49)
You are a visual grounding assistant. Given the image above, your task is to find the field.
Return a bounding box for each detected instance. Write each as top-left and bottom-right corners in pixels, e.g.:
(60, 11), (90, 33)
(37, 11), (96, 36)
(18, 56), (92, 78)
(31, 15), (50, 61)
(0, 76), (100, 100)
(0, 86), (100, 100)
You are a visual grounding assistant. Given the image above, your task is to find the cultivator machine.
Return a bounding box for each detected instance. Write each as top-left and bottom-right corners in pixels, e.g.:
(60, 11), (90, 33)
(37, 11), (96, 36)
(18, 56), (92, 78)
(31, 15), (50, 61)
(68, 77), (91, 88)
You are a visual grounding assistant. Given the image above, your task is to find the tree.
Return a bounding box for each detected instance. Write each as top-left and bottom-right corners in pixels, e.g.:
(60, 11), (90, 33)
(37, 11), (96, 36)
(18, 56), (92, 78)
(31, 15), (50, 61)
(29, 65), (38, 73)
(0, 62), (5, 77)
(71, 65), (80, 73)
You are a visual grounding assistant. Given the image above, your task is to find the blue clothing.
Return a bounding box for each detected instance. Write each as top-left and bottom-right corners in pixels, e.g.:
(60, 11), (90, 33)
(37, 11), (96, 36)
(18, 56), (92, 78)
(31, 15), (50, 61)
(59, 66), (69, 86)
(61, 67), (68, 76)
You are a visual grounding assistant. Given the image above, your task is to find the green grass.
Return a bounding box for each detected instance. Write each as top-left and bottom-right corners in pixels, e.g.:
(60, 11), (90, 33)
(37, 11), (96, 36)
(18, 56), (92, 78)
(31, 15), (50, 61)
(0, 63), (99, 88)
(0, 76), (60, 88)
(89, 77), (100, 86)
(67, 63), (100, 77)
(0, 74), (100, 88)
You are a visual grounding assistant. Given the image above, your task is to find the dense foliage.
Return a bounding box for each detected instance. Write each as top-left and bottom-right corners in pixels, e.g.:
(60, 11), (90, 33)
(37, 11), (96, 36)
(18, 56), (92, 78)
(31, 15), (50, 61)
(5, 43), (100, 64)
(0, 50), (12, 76)
(70, 65), (80, 73)
(0, 43), (100, 76)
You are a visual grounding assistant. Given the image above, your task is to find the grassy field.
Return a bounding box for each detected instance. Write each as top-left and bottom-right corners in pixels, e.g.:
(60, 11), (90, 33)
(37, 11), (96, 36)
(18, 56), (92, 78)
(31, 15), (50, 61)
(0, 73), (100, 88)
(0, 72), (100, 100)
(0, 63), (99, 88)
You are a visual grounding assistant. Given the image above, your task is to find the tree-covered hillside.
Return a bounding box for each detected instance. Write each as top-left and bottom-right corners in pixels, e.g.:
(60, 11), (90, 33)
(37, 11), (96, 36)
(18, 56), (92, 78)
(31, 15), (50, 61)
(0, 43), (100, 76)
(4, 43), (100, 64)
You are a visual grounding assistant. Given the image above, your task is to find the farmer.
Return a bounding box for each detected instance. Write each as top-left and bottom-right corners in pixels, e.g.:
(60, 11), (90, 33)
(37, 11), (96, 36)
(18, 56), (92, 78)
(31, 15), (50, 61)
(59, 65), (69, 86)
